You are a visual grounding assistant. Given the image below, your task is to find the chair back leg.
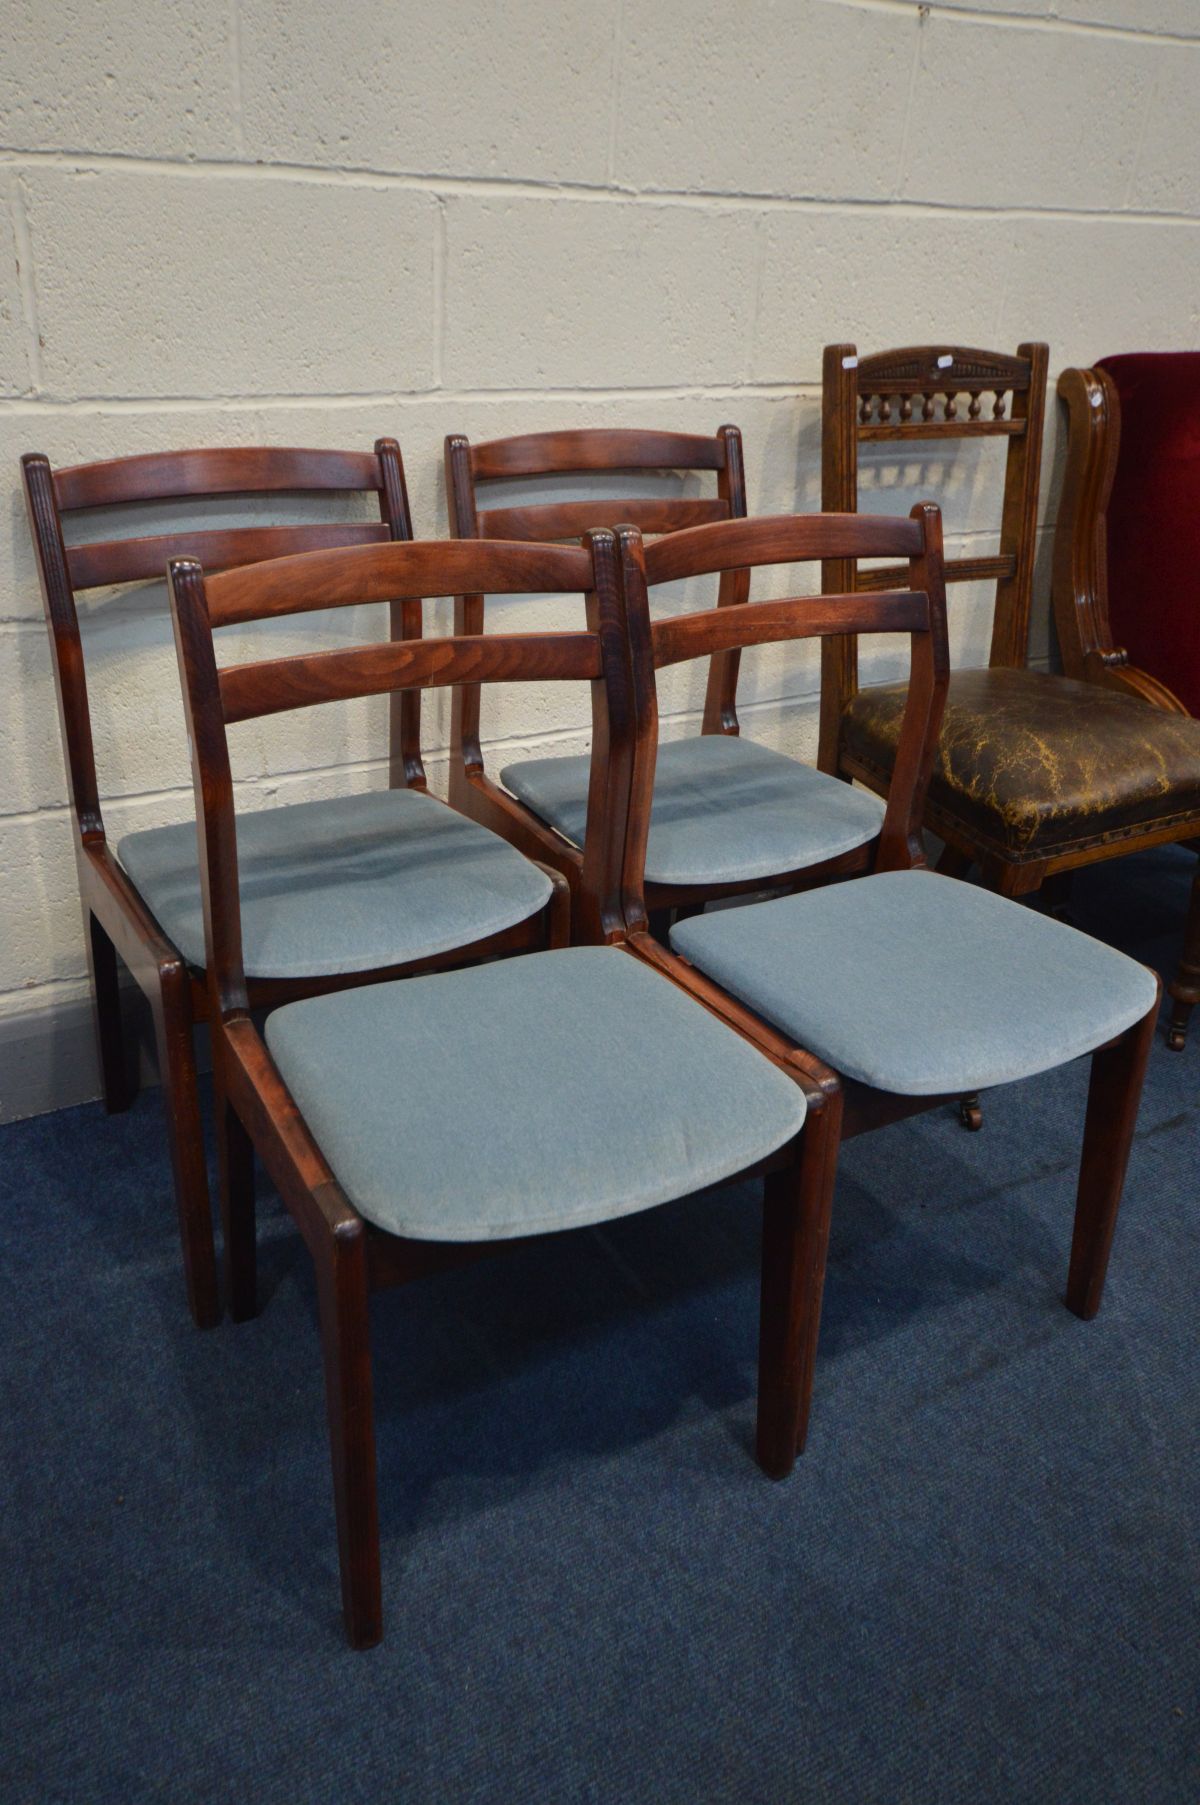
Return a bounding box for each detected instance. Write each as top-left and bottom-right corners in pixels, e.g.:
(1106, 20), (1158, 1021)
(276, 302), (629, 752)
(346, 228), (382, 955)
(1166, 850), (1200, 1051)
(1066, 990), (1161, 1320)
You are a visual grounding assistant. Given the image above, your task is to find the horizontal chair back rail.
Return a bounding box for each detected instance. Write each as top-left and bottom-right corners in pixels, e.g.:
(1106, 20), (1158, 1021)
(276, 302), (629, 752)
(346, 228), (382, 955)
(616, 506), (950, 924)
(650, 590), (929, 670)
(466, 428), (730, 481)
(205, 538), (593, 627)
(477, 496), (729, 543)
(220, 632), (604, 723)
(67, 522), (393, 592)
(53, 446), (390, 512)
(446, 423), (750, 762)
(641, 512), (925, 586)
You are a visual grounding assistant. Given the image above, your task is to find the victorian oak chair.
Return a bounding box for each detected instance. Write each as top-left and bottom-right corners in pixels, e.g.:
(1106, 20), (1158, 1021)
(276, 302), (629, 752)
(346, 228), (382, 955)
(820, 342), (1200, 1078)
(168, 529), (833, 1647)
(614, 509), (1160, 1464)
(444, 426), (886, 923)
(22, 444), (565, 1330)
(1054, 354), (1200, 1049)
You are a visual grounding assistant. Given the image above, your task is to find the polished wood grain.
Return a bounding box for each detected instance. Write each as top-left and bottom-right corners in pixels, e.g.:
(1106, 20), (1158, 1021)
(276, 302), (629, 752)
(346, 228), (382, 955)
(219, 631), (604, 723)
(468, 427), (728, 480)
(443, 424), (750, 919)
(1053, 363), (1200, 1049)
(1052, 366), (1190, 711)
(617, 507), (949, 933)
(643, 512), (924, 586)
(206, 535), (593, 626)
(19, 439), (431, 1329)
(172, 528), (837, 1647)
(650, 590), (928, 670)
(67, 521), (392, 592)
(53, 444), (386, 510)
(817, 340), (1048, 772)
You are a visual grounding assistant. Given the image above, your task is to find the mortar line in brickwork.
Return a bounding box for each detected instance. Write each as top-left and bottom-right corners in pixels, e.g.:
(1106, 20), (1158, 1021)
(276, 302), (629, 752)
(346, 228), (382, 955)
(431, 197), (447, 387)
(0, 383), (830, 415)
(891, 0), (927, 202)
(228, 0), (247, 159)
(9, 173), (43, 395)
(605, 0), (626, 186)
(0, 973), (96, 1013)
(1120, 72), (1157, 213)
(2, 149), (1199, 227)
(849, 0), (1200, 48)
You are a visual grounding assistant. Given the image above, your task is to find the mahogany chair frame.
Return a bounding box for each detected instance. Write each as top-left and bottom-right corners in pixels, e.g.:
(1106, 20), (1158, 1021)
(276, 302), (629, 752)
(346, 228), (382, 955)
(616, 508), (1160, 1463)
(1052, 365), (1192, 711)
(1052, 363), (1200, 1051)
(170, 531), (839, 1647)
(818, 340), (1048, 783)
(444, 426), (752, 913)
(21, 442), (566, 1331)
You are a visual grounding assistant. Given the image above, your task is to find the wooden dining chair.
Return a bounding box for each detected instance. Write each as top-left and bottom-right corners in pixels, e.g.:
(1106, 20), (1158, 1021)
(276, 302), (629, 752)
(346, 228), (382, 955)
(1054, 354), (1200, 1048)
(168, 529), (836, 1647)
(820, 342), (1200, 1085)
(615, 509), (1160, 1464)
(445, 423), (887, 922)
(22, 442), (565, 1330)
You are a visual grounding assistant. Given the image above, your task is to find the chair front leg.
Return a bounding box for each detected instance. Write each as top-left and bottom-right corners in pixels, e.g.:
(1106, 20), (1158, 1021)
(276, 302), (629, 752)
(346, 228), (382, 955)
(1166, 850), (1200, 1051)
(755, 1085), (844, 1480)
(1066, 993), (1160, 1320)
(316, 1220), (382, 1649)
(151, 962), (220, 1329)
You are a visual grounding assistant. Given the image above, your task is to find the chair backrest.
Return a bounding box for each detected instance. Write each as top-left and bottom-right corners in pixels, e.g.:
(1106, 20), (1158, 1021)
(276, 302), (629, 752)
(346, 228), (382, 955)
(818, 342), (1047, 771)
(169, 535), (634, 1012)
(444, 426), (749, 770)
(615, 508), (949, 933)
(21, 440), (415, 839)
(1054, 354), (1200, 717)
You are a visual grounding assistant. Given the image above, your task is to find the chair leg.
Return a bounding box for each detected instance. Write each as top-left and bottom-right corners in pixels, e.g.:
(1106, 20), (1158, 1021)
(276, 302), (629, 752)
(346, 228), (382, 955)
(957, 1092), (983, 1132)
(935, 842), (974, 880)
(755, 1088), (844, 1480)
(1065, 997), (1160, 1320)
(151, 965), (220, 1330)
(85, 910), (135, 1113)
(216, 1079), (257, 1323)
(315, 1225), (381, 1649)
(1166, 852), (1200, 1051)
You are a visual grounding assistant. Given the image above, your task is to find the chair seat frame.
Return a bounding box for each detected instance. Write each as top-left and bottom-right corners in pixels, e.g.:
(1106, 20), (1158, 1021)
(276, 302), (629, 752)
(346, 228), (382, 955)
(171, 531), (839, 1647)
(614, 510), (1160, 1464)
(22, 442), (565, 1330)
(441, 425), (869, 923)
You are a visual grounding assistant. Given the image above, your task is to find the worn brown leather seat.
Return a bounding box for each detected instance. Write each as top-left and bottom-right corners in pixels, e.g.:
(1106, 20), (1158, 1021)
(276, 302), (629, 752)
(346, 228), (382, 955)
(842, 666), (1200, 866)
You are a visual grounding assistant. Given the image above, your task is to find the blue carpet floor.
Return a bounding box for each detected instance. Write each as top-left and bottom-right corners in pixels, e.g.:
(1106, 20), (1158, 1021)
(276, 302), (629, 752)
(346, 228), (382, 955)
(2, 848), (1197, 1803)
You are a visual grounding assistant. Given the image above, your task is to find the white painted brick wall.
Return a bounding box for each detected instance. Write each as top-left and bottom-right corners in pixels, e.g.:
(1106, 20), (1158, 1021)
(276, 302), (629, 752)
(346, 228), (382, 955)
(1, 0), (1198, 1112)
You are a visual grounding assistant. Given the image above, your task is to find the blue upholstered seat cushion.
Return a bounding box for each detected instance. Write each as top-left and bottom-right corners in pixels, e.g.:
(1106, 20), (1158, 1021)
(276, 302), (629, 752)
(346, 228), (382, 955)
(500, 734), (885, 886)
(264, 946), (807, 1241)
(671, 870), (1159, 1095)
(116, 789), (552, 980)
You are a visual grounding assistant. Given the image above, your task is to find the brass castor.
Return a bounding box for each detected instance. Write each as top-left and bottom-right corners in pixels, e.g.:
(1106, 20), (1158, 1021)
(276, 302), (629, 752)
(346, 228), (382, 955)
(958, 1093), (983, 1132)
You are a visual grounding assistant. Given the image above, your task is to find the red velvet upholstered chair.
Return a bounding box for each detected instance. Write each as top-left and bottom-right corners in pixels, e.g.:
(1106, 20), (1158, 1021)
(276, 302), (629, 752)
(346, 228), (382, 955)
(1054, 353), (1200, 1048)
